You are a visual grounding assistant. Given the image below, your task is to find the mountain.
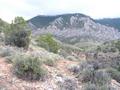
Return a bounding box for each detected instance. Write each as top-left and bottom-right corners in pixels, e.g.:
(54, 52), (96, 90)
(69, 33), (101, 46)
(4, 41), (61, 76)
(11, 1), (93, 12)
(28, 13), (120, 44)
(28, 13), (90, 29)
(95, 18), (120, 30)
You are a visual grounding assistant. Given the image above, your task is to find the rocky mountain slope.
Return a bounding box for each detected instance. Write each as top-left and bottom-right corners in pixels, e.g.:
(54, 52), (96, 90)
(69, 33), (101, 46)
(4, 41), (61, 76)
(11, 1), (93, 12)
(28, 13), (120, 44)
(28, 13), (89, 29)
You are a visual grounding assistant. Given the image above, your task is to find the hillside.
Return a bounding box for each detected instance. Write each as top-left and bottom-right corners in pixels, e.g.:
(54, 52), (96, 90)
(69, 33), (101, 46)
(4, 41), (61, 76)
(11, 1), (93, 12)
(0, 15), (120, 90)
(0, 33), (120, 90)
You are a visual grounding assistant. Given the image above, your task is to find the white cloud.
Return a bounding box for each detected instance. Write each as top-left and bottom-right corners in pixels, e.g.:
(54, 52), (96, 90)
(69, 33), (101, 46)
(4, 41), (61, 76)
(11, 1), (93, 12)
(0, 0), (37, 22)
(0, 0), (120, 22)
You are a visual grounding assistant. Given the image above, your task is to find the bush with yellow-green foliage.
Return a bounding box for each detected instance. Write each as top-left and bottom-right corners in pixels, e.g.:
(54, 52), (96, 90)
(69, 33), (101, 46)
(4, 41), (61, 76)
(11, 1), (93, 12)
(13, 54), (47, 80)
(36, 34), (60, 53)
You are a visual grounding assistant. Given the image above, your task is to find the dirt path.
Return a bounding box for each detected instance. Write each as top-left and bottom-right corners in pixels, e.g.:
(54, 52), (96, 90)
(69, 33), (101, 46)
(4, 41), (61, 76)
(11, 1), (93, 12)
(0, 58), (18, 90)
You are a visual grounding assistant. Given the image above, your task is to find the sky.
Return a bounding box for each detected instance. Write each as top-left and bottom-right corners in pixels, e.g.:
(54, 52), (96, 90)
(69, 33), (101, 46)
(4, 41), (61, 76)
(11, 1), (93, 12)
(0, 0), (120, 23)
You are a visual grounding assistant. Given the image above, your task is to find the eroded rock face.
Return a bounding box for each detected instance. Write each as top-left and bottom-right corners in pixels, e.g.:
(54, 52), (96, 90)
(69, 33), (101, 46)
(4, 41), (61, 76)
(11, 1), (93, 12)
(29, 14), (120, 43)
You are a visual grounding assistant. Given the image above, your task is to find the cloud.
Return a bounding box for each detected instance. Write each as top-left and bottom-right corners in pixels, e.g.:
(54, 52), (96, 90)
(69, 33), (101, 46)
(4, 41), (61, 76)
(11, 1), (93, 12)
(0, 0), (37, 22)
(0, 0), (120, 22)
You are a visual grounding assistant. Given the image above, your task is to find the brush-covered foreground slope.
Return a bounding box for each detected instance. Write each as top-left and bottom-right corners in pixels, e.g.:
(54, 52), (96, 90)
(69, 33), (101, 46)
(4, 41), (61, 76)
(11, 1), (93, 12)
(29, 13), (120, 44)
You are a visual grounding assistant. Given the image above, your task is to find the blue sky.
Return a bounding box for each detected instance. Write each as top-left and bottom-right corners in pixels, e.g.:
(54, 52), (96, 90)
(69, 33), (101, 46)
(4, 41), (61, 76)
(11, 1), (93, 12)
(0, 0), (120, 22)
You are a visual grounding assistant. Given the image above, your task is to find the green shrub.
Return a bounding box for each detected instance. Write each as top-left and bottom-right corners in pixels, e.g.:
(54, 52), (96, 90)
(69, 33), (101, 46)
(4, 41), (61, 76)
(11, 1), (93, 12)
(106, 68), (120, 83)
(66, 56), (77, 61)
(5, 55), (16, 63)
(99, 85), (115, 90)
(0, 48), (11, 57)
(83, 83), (97, 90)
(0, 47), (13, 57)
(5, 30), (30, 48)
(115, 40), (120, 51)
(58, 78), (77, 90)
(96, 46), (102, 52)
(58, 49), (69, 58)
(36, 34), (60, 53)
(13, 55), (46, 80)
(94, 70), (111, 86)
(68, 64), (80, 74)
(82, 70), (112, 90)
(83, 83), (114, 90)
(79, 68), (95, 83)
(5, 56), (13, 63)
(43, 58), (56, 66)
(4, 17), (31, 49)
(110, 47), (117, 52)
(77, 60), (111, 89)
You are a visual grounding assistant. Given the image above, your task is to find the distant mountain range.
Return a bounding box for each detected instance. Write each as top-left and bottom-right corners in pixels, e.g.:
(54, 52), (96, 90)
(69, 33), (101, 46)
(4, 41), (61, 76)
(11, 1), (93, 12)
(29, 14), (120, 31)
(95, 18), (120, 30)
(28, 13), (120, 44)
(1, 13), (120, 45)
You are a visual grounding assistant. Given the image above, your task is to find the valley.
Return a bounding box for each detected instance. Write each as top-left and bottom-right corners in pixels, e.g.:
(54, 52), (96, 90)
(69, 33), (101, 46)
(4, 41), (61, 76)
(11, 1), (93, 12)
(0, 13), (120, 90)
